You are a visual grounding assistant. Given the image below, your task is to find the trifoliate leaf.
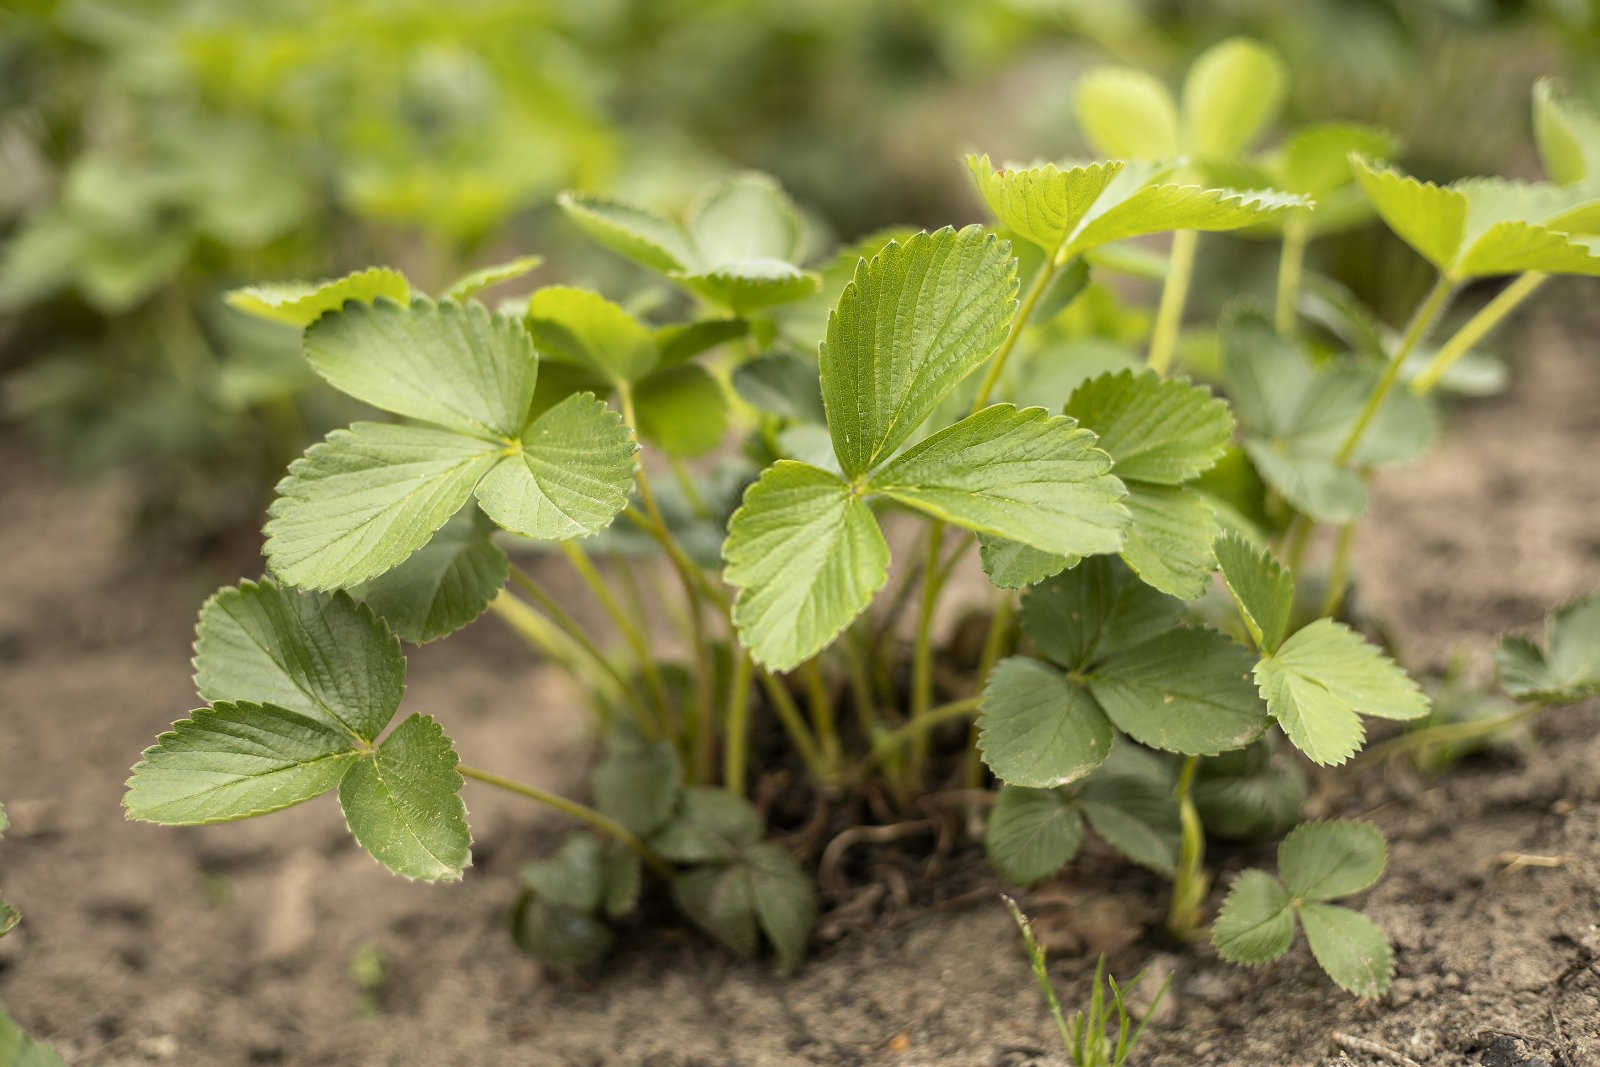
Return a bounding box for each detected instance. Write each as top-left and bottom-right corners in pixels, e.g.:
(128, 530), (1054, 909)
(965, 156), (1126, 256)
(556, 192), (694, 274)
(1193, 744), (1307, 840)
(1242, 442), (1367, 523)
(349, 507), (508, 644)
(1495, 592), (1600, 703)
(525, 286), (657, 384)
(1020, 555), (1183, 672)
(673, 863), (758, 957)
(744, 841), (817, 974)
(0, 1008), (65, 1067)
(723, 461), (890, 671)
(264, 422), (502, 589)
(339, 713), (471, 882)
(303, 298), (535, 439)
(651, 788), (763, 863)
(1118, 484), (1219, 600)
(1181, 38), (1287, 161)
(819, 226), (1018, 477)
(633, 363), (728, 457)
(443, 255), (543, 301)
(471, 392), (637, 541)
(1533, 78), (1600, 186)
(868, 404), (1130, 559)
(1256, 619), (1430, 765)
(1080, 767), (1180, 876)
(1298, 902), (1393, 998)
(1074, 67), (1179, 160)
(521, 834), (607, 913)
(1212, 869), (1294, 965)
(985, 785), (1084, 885)
(1063, 370), (1233, 485)
(1278, 820), (1387, 901)
(194, 579), (404, 741)
(1214, 532), (1294, 653)
(978, 535), (1074, 589)
(731, 352), (827, 423)
(977, 657), (1115, 788)
(1085, 627), (1270, 756)
(225, 267), (410, 328)
(593, 726), (683, 837)
(124, 702), (360, 824)
(655, 318), (749, 368)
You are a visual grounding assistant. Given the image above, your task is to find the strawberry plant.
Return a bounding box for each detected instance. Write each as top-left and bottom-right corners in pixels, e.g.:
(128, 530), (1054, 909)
(124, 40), (1600, 998)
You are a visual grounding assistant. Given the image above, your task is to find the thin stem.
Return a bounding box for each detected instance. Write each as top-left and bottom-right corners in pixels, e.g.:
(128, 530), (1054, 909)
(865, 695), (982, 767)
(802, 656), (840, 772)
(668, 455), (710, 519)
(908, 521), (947, 776)
(1274, 218), (1309, 336)
(1410, 271), (1547, 396)
(1282, 513), (1314, 576)
(723, 650), (753, 795)
(1147, 229), (1198, 375)
(559, 540), (670, 726)
(1334, 273), (1454, 465)
(1319, 520), (1358, 619)
(841, 624), (880, 731)
(1354, 703), (1542, 767)
(485, 592), (617, 716)
(758, 670), (830, 784)
(972, 254), (1061, 410)
(505, 567), (633, 709)
(1166, 755), (1209, 940)
(458, 764), (673, 879)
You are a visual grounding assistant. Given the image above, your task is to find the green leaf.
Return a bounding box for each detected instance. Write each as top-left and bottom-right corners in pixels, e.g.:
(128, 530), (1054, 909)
(521, 834), (607, 913)
(673, 863), (758, 957)
(349, 507), (508, 644)
(1085, 627), (1270, 756)
(1074, 67), (1179, 160)
(1496, 592), (1600, 703)
(1214, 531), (1294, 653)
(0, 1008), (66, 1067)
(675, 261), (822, 315)
(985, 785), (1084, 885)
(687, 171), (811, 267)
(1220, 306), (1312, 439)
(1534, 78), (1600, 186)
(194, 579), (404, 741)
(651, 788), (763, 863)
(655, 318), (749, 368)
(472, 392), (637, 541)
(1278, 820), (1387, 901)
(1242, 442), (1367, 523)
(633, 364), (728, 458)
(339, 713), (471, 882)
(1118, 484), (1219, 600)
(819, 226), (1018, 477)
(1194, 744), (1307, 840)
(1080, 766), (1180, 876)
(526, 286), (657, 385)
(124, 702), (359, 824)
(1351, 161), (1466, 273)
(303, 298), (535, 438)
(1256, 619), (1430, 766)
(1278, 123), (1399, 197)
(264, 422), (501, 589)
(744, 841), (817, 974)
(556, 192), (694, 274)
(868, 404), (1130, 558)
(225, 267), (410, 328)
(442, 255), (543, 301)
(0, 897), (16, 939)
(1020, 555), (1183, 672)
(723, 461), (890, 671)
(732, 352), (826, 423)
(1298, 902), (1393, 998)
(1063, 370), (1233, 485)
(512, 896), (613, 968)
(1063, 179), (1306, 259)
(965, 156), (1127, 256)
(977, 657), (1114, 788)
(1181, 38), (1287, 160)
(1212, 869), (1295, 965)
(978, 535), (1073, 589)
(593, 727), (683, 837)
(602, 842), (643, 919)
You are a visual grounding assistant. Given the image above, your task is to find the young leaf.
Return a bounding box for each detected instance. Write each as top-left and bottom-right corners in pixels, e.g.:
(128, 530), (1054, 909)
(1085, 627), (1270, 756)
(525, 286), (657, 385)
(1212, 869), (1295, 965)
(1118, 484), (1219, 600)
(723, 461), (890, 671)
(1074, 67), (1179, 161)
(1214, 532), (1293, 653)
(1297, 902), (1393, 998)
(985, 785), (1085, 886)
(225, 267), (410, 328)
(1278, 820), (1386, 901)
(193, 579), (404, 742)
(632, 363), (728, 458)
(349, 507), (509, 644)
(651, 788), (763, 863)
(593, 727), (683, 837)
(1495, 592), (1600, 703)
(687, 171), (811, 267)
(964, 156), (1126, 257)
(1062, 370), (1233, 485)
(1181, 38), (1287, 161)
(556, 192), (694, 274)
(443, 255), (543, 301)
(1278, 123), (1399, 198)
(339, 713), (471, 882)
(1351, 161), (1467, 273)
(819, 226), (1018, 477)
(978, 535), (1074, 590)
(1533, 78), (1600, 186)
(977, 657), (1115, 788)
(731, 352), (827, 423)
(1020, 555), (1183, 672)
(744, 841), (817, 975)
(867, 404), (1130, 559)
(124, 702), (360, 824)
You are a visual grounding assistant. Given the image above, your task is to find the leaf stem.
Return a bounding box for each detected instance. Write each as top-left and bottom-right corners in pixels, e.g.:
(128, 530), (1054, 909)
(865, 695), (982, 767)
(1282, 513), (1314, 576)
(502, 570), (633, 712)
(802, 656), (840, 773)
(1353, 703), (1542, 767)
(908, 521), (948, 778)
(1409, 271), (1547, 396)
(457, 763), (673, 879)
(1274, 218), (1309, 336)
(486, 592), (619, 718)
(1165, 755), (1209, 941)
(1319, 520), (1358, 619)
(1334, 273), (1454, 465)
(724, 649), (753, 795)
(1147, 229), (1198, 375)
(972, 253), (1060, 410)
(558, 539), (671, 729)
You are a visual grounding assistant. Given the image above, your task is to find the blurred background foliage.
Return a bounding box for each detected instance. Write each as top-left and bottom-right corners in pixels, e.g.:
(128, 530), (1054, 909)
(1, 0), (1597, 546)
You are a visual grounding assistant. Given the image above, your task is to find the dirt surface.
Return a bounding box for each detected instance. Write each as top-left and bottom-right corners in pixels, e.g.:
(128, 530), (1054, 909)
(2, 293), (1599, 1066)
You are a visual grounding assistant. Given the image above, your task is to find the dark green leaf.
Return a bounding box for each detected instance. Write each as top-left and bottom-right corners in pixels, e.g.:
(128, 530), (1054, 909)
(985, 785), (1084, 885)
(1063, 370), (1233, 485)
(732, 352), (826, 423)
(593, 727), (683, 837)
(1020, 555), (1183, 672)
(339, 714), (471, 882)
(633, 364), (728, 458)
(977, 657), (1114, 788)
(349, 508), (508, 644)
(651, 788), (763, 863)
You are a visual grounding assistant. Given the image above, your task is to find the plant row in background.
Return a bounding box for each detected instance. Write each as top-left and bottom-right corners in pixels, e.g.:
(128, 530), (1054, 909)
(110, 39), (1600, 1010)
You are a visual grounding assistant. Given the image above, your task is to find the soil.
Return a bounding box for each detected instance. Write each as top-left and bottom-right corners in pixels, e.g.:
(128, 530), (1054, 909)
(2, 292), (1598, 1066)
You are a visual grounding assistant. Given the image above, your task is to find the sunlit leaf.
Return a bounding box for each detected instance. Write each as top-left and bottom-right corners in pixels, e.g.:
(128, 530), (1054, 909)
(1181, 38), (1287, 161)
(339, 713), (471, 882)
(226, 267), (410, 328)
(1074, 67), (1179, 160)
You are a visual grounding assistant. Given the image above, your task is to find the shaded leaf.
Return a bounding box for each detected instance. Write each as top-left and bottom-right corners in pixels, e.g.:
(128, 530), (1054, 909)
(1194, 743), (1306, 840)
(977, 657), (1114, 788)
(732, 352), (826, 423)
(339, 714), (471, 882)
(1242, 442), (1367, 523)
(1020, 555), (1183, 672)
(985, 785), (1084, 885)
(526, 286), (657, 384)
(673, 864), (758, 957)
(349, 507), (508, 644)
(978, 535), (1073, 590)
(651, 788), (763, 863)
(745, 841), (817, 974)
(521, 834), (607, 913)
(1534, 78), (1600, 186)
(1214, 532), (1294, 653)
(593, 728), (683, 838)
(633, 364), (728, 457)
(1080, 767), (1180, 876)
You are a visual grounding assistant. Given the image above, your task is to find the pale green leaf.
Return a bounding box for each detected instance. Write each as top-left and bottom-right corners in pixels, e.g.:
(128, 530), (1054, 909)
(1020, 555), (1183, 672)
(1454, 220), (1600, 277)
(1242, 441), (1367, 523)
(985, 785), (1084, 885)
(1298, 902), (1393, 998)
(525, 286), (657, 384)
(1063, 370), (1233, 484)
(1255, 659), (1364, 767)
(1118, 484), (1219, 600)
(1352, 160), (1467, 273)
(673, 863), (758, 957)
(1181, 38), (1287, 160)
(1279, 820), (1387, 901)
(965, 155), (1126, 256)
(977, 657), (1114, 788)
(688, 171), (811, 267)
(1533, 78), (1600, 185)
(1085, 627), (1270, 756)
(303, 297), (536, 438)
(443, 254), (543, 301)
(651, 788), (763, 863)
(472, 392), (637, 541)
(868, 404), (1130, 559)
(593, 727), (683, 837)
(1278, 123), (1399, 197)
(1062, 183), (1307, 259)
(731, 352), (826, 423)
(819, 226), (1018, 476)
(723, 461), (890, 671)
(1220, 307), (1312, 440)
(676, 261), (823, 316)
(339, 714), (471, 882)
(0, 1008), (66, 1067)
(264, 422), (501, 590)
(124, 702), (359, 824)
(1214, 531), (1294, 653)
(1212, 869), (1294, 965)
(556, 192), (693, 273)
(1080, 766), (1180, 876)
(978, 535), (1073, 589)
(1496, 592), (1600, 703)
(744, 841), (817, 974)
(349, 507), (508, 644)
(1074, 67), (1179, 160)
(633, 364), (728, 457)
(194, 579), (404, 741)
(225, 267), (410, 328)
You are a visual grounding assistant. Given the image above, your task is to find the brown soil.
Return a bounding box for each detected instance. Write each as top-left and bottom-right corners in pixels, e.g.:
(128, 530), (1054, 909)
(2, 293), (1598, 1066)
